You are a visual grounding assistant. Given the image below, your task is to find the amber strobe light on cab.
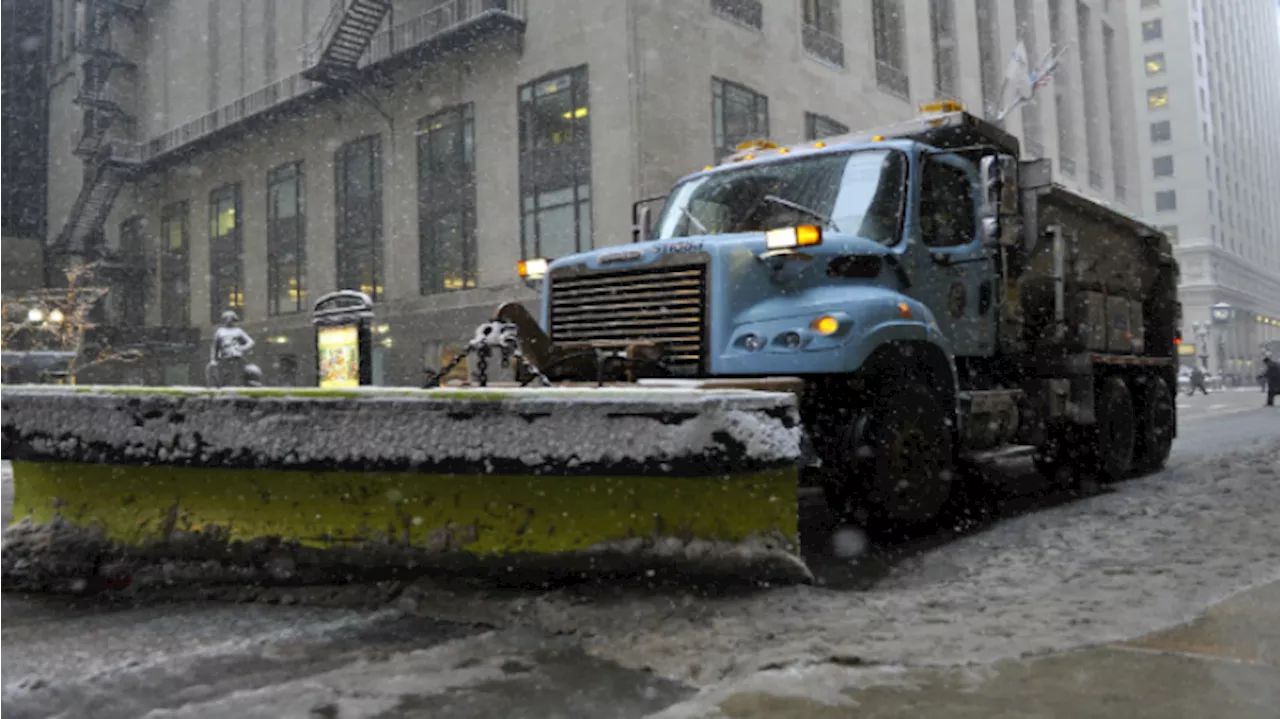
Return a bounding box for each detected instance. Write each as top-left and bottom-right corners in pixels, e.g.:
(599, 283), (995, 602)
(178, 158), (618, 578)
(764, 224), (823, 250)
(517, 258), (549, 280)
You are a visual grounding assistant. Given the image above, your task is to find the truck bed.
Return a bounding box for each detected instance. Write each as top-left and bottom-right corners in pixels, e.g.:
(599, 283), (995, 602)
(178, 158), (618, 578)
(1012, 161), (1178, 359)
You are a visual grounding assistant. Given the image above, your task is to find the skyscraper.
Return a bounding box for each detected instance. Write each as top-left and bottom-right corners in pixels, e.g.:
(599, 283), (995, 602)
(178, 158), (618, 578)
(1128, 0), (1280, 374)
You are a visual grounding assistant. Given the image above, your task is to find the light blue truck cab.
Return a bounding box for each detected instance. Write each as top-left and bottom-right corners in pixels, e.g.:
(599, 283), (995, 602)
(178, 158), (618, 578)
(516, 104), (1177, 534)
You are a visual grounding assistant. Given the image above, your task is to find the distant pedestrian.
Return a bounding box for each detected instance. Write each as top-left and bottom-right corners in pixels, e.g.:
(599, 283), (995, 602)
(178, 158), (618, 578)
(1189, 366), (1209, 395)
(1259, 357), (1280, 407)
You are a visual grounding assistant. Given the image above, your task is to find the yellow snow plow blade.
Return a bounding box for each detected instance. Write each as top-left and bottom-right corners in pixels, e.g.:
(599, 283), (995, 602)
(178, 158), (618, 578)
(2, 385), (809, 590)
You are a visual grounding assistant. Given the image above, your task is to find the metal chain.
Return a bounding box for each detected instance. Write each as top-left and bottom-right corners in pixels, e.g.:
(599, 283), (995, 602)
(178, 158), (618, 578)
(422, 321), (552, 389)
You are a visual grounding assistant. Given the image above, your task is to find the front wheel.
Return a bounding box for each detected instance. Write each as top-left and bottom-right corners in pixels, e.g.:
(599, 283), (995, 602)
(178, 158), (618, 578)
(823, 383), (955, 536)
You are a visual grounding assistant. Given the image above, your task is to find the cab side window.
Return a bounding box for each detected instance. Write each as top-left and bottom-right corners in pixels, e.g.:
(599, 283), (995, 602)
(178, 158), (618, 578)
(920, 159), (976, 248)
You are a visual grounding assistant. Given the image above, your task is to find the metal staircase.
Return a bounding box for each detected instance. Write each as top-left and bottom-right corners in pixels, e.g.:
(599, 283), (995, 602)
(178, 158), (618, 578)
(302, 0), (393, 84)
(57, 155), (131, 257)
(53, 0), (142, 257)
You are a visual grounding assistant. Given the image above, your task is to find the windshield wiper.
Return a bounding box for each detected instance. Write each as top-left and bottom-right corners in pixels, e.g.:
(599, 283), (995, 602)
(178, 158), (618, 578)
(762, 194), (840, 232)
(680, 206), (708, 234)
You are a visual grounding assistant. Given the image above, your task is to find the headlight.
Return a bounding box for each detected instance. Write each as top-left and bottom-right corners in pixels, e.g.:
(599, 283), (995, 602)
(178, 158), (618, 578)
(810, 315), (840, 336)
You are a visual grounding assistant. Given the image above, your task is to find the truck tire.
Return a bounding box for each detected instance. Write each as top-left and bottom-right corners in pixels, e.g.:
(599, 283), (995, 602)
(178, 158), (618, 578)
(823, 383), (954, 537)
(1033, 424), (1079, 488)
(1089, 376), (1136, 482)
(1132, 374), (1174, 475)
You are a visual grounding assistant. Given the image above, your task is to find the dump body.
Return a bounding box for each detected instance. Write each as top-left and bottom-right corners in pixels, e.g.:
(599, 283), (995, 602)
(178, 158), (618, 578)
(1014, 160), (1179, 359)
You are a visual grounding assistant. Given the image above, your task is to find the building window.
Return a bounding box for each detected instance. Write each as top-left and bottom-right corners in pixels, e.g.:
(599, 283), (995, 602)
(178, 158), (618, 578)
(117, 216), (147, 327)
(1154, 190), (1177, 212)
(1141, 19), (1162, 42)
(418, 104), (477, 294)
(710, 0), (762, 29)
(1147, 87), (1169, 109)
(1159, 225), (1178, 243)
(160, 201), (189, 327)
(208, 183), (243, 323)
(872, 0), (909, 99)
(712, 77), (769, 160)
(975, 0), (1001, 119)
(804, 112), (848, 141)
(930, 0), (958, 98)
(1150, 120), (1172, 142)
(1152, 155), (1174, 177)
(801, 0), (844, 66)
(267, 161), (306, 315)
(519, 66), (592, 260)
(1144, 52), (1165, 75)
(335, 135), (383, 300)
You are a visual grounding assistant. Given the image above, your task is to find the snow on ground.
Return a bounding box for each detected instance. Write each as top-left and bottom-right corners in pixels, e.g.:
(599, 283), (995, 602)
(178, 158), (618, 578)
(391, 440), (1280, 690)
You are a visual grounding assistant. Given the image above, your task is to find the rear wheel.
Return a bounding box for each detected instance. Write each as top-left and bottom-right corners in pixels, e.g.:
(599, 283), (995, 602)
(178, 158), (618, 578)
(823, 383), (955, 538)
(1088, 376), (1136, 482)
(1132, 374), (1174, 475)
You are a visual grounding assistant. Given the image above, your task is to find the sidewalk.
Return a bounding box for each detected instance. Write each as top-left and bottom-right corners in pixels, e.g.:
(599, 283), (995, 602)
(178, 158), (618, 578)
(688, 581), (1280, 718)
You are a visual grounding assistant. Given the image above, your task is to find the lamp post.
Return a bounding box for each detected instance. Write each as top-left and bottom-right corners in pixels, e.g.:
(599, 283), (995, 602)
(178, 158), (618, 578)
(1210, 302), (1233, 378)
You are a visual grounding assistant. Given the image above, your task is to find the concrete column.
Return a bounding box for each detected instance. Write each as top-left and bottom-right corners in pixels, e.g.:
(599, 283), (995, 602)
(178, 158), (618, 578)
(239, 157), (268, 323)
(307, 116), (337, 301)
(382, 113), (418, 302)
(951, 1), (984, 111)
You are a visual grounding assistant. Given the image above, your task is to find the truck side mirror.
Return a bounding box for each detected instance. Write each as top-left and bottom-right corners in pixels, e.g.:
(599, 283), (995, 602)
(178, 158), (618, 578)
(631, 195), (668, 243)
(979, 155), (1004, 247)
(634, 205), (652, 244)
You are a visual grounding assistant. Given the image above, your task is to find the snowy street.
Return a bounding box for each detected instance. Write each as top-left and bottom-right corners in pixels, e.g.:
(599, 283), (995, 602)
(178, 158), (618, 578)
(3, 394), (1279, 718)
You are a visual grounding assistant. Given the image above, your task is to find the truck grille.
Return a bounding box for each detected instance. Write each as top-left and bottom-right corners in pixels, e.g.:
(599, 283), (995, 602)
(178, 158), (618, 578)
(548, 263), (708, 371)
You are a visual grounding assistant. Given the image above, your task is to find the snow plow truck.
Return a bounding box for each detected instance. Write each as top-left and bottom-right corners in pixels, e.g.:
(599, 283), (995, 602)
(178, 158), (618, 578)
(1, 102), (1179, 590)
(497, 100), (1180, 531)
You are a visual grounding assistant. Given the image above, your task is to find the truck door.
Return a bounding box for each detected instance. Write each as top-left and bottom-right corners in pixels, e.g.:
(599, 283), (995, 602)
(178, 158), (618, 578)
(908, 153), (997, 357)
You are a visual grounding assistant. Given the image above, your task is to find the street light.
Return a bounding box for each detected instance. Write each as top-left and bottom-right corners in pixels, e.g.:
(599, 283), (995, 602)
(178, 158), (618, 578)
(47, 308), (64, 325)
(26, 308), (44, 324)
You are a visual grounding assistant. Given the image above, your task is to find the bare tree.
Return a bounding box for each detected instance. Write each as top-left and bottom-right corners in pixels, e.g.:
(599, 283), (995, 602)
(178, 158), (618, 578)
(1, 262), (142, 382)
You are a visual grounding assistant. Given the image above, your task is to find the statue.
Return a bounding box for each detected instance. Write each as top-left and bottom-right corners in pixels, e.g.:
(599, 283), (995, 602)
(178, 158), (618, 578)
(206, 310), (261, 387)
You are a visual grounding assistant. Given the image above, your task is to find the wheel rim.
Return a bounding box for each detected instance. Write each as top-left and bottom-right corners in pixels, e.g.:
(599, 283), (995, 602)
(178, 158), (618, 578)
(1145, 377), (1174, 456)
(871, 411), (950, 521)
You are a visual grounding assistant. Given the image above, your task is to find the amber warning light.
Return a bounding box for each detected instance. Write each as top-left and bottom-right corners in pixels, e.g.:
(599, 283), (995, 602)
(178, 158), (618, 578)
(517, 258), (549, 280)
(765, 225), (823, 250)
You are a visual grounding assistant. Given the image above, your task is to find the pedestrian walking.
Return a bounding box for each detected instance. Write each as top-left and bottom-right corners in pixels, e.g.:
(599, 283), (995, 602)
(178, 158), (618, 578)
(1189, 366), (1209, 395)
(1258, 357), (1280, 407)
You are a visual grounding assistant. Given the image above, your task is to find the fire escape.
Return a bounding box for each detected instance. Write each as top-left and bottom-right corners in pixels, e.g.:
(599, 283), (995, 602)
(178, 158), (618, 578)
(302, 0), (393, 84)
(52, 0), (143, 261)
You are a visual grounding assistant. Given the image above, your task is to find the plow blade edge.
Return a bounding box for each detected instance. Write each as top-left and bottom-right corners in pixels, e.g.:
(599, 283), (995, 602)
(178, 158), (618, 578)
(1, 386), (809, 591)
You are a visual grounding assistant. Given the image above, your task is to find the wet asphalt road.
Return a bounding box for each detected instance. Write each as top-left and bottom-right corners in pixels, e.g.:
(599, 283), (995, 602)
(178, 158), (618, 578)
(2, 389), (1275, 718)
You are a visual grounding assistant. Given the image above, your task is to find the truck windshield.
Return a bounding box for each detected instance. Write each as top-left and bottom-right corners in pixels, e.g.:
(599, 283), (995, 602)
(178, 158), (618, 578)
(652, 149), (908, 244)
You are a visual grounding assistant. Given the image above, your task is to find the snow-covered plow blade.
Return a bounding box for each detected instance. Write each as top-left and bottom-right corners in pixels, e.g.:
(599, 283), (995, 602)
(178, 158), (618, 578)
(1, 385), (809, 592)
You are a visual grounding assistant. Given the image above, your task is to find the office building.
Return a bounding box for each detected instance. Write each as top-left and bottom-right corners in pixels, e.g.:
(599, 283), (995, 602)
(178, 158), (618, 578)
(1128, 0), (1280, 374)
(3, 0), (51, 292)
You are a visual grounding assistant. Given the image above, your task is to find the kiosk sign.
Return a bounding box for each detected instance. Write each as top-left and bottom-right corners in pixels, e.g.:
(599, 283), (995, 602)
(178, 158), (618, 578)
(312, 290), (375, 387)
(318, 325), (360, 388)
